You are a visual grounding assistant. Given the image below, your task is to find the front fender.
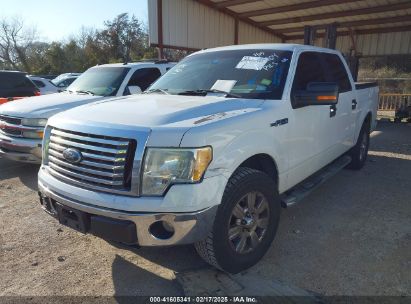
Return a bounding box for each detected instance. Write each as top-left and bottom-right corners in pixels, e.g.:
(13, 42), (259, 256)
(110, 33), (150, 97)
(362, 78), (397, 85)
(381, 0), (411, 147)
(180, 108), (289, 193)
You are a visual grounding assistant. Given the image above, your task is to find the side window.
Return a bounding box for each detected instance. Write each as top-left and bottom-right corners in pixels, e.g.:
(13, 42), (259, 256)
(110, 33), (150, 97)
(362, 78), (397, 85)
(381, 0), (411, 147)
(59, 78), (75, 87)
(322, 53), (352, 93)
(33, 80), (45, 88)
(20, 77), (36, 89)
(291, 52), (327, 92)
(127, 68), (161, 91)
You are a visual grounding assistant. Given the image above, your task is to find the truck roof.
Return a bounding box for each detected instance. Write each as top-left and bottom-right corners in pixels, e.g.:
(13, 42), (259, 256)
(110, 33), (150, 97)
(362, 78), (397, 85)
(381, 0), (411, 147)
(98, 61), (177, 68)
(0, 70), (26, 74)
(196, 43), (341, 55)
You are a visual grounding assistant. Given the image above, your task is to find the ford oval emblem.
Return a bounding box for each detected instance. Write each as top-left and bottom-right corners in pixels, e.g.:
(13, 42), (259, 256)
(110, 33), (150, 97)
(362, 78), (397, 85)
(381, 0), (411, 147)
(62, 148), (82, 164)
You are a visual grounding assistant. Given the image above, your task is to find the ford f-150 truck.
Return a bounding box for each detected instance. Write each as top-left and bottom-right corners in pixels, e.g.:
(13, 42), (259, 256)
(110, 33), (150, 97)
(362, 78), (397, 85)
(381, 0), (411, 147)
(0, 61), (175, 163)
(38, 44), (378, 273)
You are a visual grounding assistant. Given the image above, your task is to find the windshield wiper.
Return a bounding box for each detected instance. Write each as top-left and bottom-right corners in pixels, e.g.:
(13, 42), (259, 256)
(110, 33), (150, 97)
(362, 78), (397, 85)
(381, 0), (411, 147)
(143, 88), (170, 95)
(177, 89), (240, 98)
(76, 90), (95, 96)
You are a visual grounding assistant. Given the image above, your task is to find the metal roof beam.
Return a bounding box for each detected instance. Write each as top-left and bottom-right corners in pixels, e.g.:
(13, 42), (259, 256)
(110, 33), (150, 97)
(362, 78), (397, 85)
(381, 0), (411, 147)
(215, 0), (261, 8)
(239, 0), (362, 18)
(284, 25), (411, 40)
(195, 0), (287, 40)
(259, 1), (411, 27)
(279, 15), (411, 34)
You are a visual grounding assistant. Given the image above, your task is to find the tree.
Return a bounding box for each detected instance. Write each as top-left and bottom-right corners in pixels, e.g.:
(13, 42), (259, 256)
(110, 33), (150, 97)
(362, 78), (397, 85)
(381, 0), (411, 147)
(0, 13), (160, 74)
(98, 13), (148, 62)
(0, 17), (38, 72)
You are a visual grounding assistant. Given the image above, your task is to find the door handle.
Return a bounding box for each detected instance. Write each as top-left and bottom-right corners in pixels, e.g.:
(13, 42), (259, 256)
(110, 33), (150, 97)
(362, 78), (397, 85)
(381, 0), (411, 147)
(330, 104), (337, 117)
(352, 99), (357, 110)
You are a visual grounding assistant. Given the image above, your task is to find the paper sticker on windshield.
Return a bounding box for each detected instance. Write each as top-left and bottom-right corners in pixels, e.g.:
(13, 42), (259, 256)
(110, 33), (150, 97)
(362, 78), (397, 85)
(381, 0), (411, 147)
(235, 56), (269, 70)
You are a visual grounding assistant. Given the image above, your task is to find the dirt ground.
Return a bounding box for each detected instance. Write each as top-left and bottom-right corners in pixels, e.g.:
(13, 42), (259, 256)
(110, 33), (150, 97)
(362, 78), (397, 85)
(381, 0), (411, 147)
(1, 121), (410, 296)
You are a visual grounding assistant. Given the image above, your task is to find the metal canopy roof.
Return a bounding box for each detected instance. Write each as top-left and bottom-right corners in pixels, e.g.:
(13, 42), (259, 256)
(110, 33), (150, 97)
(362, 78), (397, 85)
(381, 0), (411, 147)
(148, 0), (411, 56)
(198, 0), (411, 41)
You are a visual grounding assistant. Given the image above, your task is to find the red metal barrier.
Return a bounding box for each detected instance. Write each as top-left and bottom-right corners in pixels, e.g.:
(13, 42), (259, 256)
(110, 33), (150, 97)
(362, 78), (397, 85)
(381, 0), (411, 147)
(0, 96), (26, 105)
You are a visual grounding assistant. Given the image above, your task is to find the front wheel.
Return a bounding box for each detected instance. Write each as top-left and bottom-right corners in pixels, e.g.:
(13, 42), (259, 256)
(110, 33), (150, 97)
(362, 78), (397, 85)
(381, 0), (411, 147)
(195, 167), (281, 273)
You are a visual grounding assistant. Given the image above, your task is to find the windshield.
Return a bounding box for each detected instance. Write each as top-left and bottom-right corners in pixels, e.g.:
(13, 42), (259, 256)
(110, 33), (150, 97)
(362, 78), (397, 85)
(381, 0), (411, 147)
(68, 67), (130, 96)
(149, 49), (292, 99)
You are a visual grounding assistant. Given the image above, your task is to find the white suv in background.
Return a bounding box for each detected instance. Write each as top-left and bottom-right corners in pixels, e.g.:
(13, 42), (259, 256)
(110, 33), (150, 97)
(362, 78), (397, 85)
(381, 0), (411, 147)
(0, 61), (176, 163)
(29, 76), (59, 95)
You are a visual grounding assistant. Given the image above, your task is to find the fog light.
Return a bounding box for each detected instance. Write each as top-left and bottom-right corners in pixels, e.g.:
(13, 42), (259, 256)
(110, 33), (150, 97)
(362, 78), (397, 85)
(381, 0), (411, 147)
(149, 221), (175, 240)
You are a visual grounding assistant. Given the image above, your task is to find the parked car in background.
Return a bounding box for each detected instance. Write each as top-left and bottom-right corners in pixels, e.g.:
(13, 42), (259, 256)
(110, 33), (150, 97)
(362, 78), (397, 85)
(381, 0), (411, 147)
(0, 71), (40, 104)
(37, 44), (378, 273)
(51, 76), (80, 91)
(29, 76), (59, 95)
(52, 73), (82, 82)
(36, 74), (59, 80)
(0, 61), (176, 163)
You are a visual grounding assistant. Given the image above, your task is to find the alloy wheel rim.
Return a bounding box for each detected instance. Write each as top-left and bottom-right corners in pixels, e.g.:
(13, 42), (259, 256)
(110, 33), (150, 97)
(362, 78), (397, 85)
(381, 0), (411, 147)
(359, 132), (368, 161)
(227, 191), (270, 254)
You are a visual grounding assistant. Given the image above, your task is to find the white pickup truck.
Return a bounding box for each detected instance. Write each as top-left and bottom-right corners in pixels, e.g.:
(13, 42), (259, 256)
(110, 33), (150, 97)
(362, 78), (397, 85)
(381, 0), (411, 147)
(0, 61), (175, 163)
(38, 44), (378, 273)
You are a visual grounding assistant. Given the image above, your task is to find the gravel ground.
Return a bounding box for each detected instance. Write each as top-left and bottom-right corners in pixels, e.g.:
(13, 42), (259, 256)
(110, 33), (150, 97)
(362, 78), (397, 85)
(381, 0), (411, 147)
(0, 121), (410, 296)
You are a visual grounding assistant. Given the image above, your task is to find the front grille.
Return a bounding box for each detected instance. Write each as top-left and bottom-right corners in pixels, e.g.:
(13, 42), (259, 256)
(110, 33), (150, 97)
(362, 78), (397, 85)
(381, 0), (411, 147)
(0, 115), (22, 125)
(47, 127), (136, 194)
(0, 115), (23, 137)
(2, 128), (22, 136)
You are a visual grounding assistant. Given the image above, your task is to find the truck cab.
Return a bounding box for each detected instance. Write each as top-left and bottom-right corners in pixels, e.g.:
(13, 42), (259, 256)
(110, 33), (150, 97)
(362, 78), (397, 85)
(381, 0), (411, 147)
(0, 61), (175, 163)
(37, 44), (378, 273)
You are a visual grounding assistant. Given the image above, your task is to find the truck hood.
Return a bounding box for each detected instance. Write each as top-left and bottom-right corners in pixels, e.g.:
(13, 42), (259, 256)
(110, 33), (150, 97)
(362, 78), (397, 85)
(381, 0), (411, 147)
(0, 92), (103, 118)
(49, 94), (265, 129)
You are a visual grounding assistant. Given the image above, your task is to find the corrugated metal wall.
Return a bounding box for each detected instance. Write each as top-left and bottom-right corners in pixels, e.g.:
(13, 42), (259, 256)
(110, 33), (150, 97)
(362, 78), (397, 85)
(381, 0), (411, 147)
(148, 0), (281, 50)
(288, 31), (411, 56)
(238, 21), (282, 44)
(148, 0), (159, 45)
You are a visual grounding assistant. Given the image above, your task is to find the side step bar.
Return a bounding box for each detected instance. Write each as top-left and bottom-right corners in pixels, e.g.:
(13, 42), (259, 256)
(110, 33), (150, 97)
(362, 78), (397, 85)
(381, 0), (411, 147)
(281, 155), (352, 207)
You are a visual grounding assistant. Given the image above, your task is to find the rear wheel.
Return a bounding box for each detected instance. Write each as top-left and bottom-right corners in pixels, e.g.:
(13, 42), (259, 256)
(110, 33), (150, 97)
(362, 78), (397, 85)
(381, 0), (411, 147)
(195, 167), (281, 273)
(347, 121), (370, 170)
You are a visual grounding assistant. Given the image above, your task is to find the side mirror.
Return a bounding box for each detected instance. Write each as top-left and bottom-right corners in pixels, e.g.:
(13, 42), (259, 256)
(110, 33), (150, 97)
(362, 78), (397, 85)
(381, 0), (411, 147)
(292, 82), (339, 108)
(127, 85), (142, 95)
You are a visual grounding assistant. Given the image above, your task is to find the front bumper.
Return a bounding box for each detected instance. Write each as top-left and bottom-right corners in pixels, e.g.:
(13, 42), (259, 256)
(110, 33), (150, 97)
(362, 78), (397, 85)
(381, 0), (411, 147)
(0, 133), (42, 163)
(38, 181), (217, 246)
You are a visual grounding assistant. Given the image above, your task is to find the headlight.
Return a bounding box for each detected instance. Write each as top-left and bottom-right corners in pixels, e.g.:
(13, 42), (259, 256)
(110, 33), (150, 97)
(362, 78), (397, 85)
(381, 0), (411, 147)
(21, 118), (48, 127)
(42, 126), (52, 164)
(22, 130), (44, 139)
(142, 147), (212, 196)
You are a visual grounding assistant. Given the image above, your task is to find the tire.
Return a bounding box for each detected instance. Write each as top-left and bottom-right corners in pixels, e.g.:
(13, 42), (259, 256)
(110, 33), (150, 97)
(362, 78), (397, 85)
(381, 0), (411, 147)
(195, 167), (281, 273)
(347, 121), (370, 170)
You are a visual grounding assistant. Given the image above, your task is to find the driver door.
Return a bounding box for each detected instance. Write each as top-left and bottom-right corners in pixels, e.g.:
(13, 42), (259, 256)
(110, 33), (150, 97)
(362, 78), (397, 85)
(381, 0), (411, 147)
(286, 51), (333, 189)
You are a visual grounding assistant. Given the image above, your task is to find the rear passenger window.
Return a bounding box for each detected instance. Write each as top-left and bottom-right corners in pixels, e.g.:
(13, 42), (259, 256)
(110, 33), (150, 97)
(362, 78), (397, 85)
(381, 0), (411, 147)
(0, 74), (34, 89)
(127, 68), (161, 91)
(322, 53), (352, 92)
(33, 80), (45, 88)
(292, 52), (327, 92)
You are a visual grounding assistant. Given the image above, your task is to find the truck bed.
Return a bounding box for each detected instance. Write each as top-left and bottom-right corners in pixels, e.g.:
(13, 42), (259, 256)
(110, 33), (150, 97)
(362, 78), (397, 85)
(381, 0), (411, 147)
(355, 82), (378, 90)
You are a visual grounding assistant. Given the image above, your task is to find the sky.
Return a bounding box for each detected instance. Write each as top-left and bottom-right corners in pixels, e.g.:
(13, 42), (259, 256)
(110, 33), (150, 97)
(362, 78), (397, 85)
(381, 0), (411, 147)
(1, 0), (148, 41)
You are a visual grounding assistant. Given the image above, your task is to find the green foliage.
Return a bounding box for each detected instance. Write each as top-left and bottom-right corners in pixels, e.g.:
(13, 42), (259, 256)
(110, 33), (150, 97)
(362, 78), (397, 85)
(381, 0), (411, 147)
(0, 13), (158, 74)
(358, 55), (411, 93)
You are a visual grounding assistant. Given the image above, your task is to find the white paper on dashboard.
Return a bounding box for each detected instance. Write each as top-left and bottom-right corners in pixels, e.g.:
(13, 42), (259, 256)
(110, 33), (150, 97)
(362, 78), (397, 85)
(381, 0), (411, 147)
(235, 56), (269, 70)
(210, 80), (237, 93)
